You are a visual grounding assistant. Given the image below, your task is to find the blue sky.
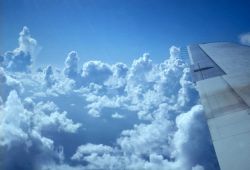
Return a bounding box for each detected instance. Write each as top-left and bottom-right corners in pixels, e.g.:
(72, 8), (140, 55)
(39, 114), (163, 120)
(1, 0), (250, 67)
(0, 1), (235, 169)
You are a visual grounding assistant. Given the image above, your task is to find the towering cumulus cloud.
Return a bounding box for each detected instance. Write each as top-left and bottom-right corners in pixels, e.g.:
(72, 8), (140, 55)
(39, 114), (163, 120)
(2, 26), (38, 72)
(0, 27), (219, 170)
(64, 51), (79, 79)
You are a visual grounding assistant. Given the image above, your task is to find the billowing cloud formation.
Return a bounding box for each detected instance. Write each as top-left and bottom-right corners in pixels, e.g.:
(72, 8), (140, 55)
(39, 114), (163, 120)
(71, 143), (113, 161)
(2, 26), (38, 72)
(0, 67), (23, 101)
(81, 60), (113, 85)
(44, 65), (56, 87)
(0, 27), (219, 170)
(16, 26), (38, 55)
(239, 32), (250, 46)
(0, 90), (81, 170)
(64, 51), (79, 79)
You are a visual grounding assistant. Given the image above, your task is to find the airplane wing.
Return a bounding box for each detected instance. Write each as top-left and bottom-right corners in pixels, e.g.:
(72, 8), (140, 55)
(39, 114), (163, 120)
(188, 42), (250, 170)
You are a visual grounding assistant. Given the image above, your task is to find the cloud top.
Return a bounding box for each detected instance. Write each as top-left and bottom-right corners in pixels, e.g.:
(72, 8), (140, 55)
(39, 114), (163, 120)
(3, 26), (39, 72)
(0, 26), (219, 170)
(239, 32), (250, 46)
(64, 51), (79, 79)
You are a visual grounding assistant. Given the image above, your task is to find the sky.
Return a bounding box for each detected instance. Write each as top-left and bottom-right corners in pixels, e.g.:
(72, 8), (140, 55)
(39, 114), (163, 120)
(1, 0), (250, 67)
(0, 29), (220, 169)
(0, 0), (250, 169)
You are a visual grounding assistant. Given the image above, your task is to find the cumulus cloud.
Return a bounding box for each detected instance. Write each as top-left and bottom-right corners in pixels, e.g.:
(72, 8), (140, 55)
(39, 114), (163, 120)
(2, 26), (39, 72)
(0, 90), (81, 169)
(0, 67), (23, 101)
(0, 91), (81, 144)
(68, 106), (217, 170)
(106, 63), (128, 88)
(0, 27), (219, 170)
(65, 48), (217, 169)
(71, 143), (113, 161)
(64, 51), (79, 79)
(16, 26), (38, 55)
(128, 53), (152, 83)
(111, 112), (125, 119)
(171, 105), (216, 169)
(81, 60), (113, 85)
(169, 46), (180, 58)
(112, 63), (128, 78)
(44, 65), (56, 87)
(239, 32), (250, 46)
(4, 51), (32, 72)
(0, 90), (28, 146)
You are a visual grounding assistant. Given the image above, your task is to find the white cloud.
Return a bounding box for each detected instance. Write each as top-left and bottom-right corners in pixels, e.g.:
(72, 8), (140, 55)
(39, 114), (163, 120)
(0, 91), (81, 145)
(0, 90), (28, 146)
(3, 26), (39, 72)
(37, 110), (81, 133)
(67, 47), (218, 169)
(33, 101), (81, 133)
(81, 60), (113, 85)
(15, 26), (38, 55)
(239, 32), (250, 46)
(0, 67), (23, 101)
(176, 67), (199, 110)
(64, 51), (79, 79)
(69, 105), (217, 170)
(169, 46), (180, 59)
(111, 112), (125, 119)
(128, 53), (152, 83)
(117, 118), (173, 156)
(172, 105), (217, 169)
(44, 65), (56, 87)
(0, 26), (219, 170)
(106, 63), (128, 88)
(0, 90), (82, 169)
(85, 94), (122, 117)
(71, 143), (113, 161)
(112, 63), (128, 78)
